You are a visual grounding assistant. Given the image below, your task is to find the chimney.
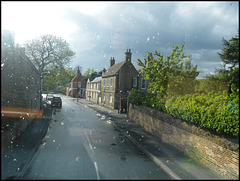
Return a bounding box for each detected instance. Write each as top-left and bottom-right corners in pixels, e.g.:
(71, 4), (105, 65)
(124, 49), (132, 63)
(110, 57), (115, 67)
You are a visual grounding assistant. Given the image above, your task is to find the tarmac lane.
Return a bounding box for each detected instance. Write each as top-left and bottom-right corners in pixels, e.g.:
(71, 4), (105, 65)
(12, 96), (172, 180)
(75, 97), (224, 180)
(1, 96), (224, 180)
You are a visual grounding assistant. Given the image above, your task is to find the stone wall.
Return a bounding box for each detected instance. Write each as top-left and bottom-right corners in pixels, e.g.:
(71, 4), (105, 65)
(1, 48), (41, 109)
(1, 47), (41, 152)
(128, 103), (239, 179)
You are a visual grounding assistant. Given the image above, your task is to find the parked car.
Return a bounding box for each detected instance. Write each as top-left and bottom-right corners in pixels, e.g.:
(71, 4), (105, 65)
(51, 96), (62, 108)
(46, 94), (54, 105)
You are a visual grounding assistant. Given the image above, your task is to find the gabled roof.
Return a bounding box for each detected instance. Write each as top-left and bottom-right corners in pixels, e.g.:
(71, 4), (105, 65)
(92, 76), (102, 83)
(102, 61), (125, 78)
(71, 71), (84, 82)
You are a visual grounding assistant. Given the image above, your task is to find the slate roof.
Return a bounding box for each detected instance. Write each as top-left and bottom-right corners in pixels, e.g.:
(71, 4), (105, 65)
(92, 76), (102, 83)
(102, 61), (125, 78)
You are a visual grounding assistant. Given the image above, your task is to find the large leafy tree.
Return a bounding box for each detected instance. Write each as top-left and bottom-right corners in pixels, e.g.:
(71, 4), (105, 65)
(137, 41), (200, 109)
(25, 34), (75, 75)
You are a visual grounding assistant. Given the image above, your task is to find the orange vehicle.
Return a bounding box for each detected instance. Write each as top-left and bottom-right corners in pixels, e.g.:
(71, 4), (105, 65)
(1, 107), (43, 119)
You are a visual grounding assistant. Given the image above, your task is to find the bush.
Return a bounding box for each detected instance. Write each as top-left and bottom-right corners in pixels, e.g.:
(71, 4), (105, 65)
(128, 88), (239, 137)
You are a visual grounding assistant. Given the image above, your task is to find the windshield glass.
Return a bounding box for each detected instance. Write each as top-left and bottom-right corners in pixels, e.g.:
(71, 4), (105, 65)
(1, 1), (239, 180)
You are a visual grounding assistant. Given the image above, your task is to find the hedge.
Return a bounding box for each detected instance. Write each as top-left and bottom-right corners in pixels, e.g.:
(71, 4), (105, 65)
(128, 85), (239, 137)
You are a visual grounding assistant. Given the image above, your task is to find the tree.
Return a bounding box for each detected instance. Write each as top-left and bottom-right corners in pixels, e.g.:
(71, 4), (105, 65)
(83, 68), (95, 79)
(42, 66), (75, 93)
(137, 41), (200, 109)
(24, 34), (75, 75)
(218, 33), (239, 70)
(206, 32), (239, 90)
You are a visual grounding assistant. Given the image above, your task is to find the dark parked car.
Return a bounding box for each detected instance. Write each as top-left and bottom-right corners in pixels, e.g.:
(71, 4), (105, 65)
(51, 96), (62, 108)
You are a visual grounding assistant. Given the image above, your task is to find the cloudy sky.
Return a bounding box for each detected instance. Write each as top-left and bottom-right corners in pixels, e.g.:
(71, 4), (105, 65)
(2, 1), (239, 78)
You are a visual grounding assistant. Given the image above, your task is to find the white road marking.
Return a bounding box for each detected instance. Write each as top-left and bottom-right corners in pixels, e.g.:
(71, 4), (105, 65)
(84, 131), (100, 179)
(94, 162), (100, 180)
(84, 131), (93, 150)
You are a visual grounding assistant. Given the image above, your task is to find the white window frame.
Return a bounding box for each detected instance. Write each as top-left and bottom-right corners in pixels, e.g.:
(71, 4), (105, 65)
(110, 78), (113, 87)
(133, 77), (137, 87)
(141, 78), (146, 89)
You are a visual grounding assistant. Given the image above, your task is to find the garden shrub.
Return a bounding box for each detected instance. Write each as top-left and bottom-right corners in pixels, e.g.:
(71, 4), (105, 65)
(128, 87), (239, 137)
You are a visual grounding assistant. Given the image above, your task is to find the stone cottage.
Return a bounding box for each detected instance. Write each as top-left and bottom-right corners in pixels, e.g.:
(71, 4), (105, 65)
(101, 49), (139, 112)
(1, 30), (42, 150)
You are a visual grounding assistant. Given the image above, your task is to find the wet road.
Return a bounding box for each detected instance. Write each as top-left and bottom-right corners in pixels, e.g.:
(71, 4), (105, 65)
(20, 96), (172, 179)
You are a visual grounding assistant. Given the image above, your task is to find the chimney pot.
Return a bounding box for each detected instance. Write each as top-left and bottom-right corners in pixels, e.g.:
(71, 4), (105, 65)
(110, 57), (115, 67)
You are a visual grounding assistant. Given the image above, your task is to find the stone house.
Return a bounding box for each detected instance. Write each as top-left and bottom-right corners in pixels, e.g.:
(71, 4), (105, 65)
(66, 67), (86, 98)
(86, 76), (102, 104)
(133, 68), (149, 91)
(101, 49), (139, 112)
(1, 44), (41, 111)
(1, 31), (42, 150)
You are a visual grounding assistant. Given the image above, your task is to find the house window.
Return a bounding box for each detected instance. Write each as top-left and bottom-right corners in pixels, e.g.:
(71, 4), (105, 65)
(107, 79), (109, 87)
(103, 93), (105, 101)
(110, 78), (113, 87)
(78, 82), (81, 88)
(109, 93), (112, 103)
(133, 77), (137, 87)
(141, 78), (146, 89)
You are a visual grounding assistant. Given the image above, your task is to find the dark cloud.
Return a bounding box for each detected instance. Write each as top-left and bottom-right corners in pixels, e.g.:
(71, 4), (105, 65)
(59, 2), (239, 78)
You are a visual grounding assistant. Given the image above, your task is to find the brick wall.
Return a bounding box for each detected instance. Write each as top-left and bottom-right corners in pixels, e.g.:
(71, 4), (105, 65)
(1, 47), (41, 151)
(128, 103), (239, 179)
(1, 48), (41, 109)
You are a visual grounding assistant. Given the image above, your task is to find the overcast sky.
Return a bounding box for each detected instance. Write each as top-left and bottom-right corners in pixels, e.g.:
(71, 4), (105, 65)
(2, 1), (239, 78)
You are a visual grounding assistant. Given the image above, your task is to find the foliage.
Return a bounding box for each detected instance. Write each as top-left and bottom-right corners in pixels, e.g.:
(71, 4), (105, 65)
(165, 88), (239, 137)
(137, 41), (200, 107)
(194, 79), (229, 94)
(218, 33), (239, 70)
(129, 88), (239, 137)
(83, 68), (95, 79)
(42, 66), (75, 92)
(24, 34), (75, 92)
(128, 89), (158, 108)
(205, 32), (239, 90)
(25, 34), (75, 75)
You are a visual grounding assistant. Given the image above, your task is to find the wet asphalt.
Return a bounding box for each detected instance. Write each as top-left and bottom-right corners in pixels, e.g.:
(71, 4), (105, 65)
(1, 96), (225, 180)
